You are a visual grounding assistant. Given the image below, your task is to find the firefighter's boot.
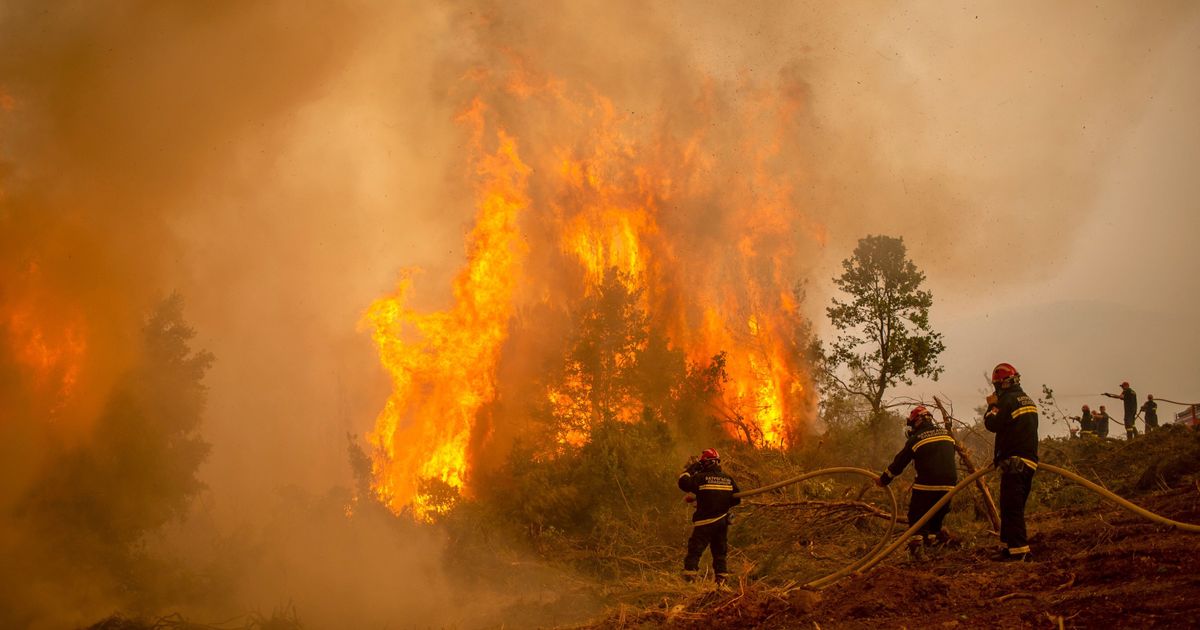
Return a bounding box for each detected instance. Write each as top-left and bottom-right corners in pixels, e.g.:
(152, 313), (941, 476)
(907, 535), (927, 561)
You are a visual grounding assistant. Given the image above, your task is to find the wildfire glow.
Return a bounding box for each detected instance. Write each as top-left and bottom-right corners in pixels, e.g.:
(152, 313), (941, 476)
(3, 264), (88, 412)
(363, 100), (529, 518)
(365, 64), (819, 517)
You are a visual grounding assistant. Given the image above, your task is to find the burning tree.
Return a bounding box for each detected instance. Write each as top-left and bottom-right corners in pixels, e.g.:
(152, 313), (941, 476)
(364, 57), (823, 519)
(26, 294), (213, 547)
(7, 294), (212, 617)
(540, 266), (685, 450)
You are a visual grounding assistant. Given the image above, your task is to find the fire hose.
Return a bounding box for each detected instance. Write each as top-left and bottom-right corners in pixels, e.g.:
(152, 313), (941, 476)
(732, 462), (1200, 591)
(1150, 397), (1199, 408)
(731, 467), (899, 589)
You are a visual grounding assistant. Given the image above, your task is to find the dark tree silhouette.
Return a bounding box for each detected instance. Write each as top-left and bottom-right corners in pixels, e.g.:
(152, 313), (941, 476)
(822, 235), (944, 416)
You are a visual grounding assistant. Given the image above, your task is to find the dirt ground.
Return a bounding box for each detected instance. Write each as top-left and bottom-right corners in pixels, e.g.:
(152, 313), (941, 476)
(587, 483), (1200, 629)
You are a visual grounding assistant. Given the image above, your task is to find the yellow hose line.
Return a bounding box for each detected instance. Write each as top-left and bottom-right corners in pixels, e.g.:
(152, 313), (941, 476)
(737, 461), (1200, 591)
(851, 462), (1200, 582)
(851, 465), (993, 578)
(1037, 463), (1200, 533)
(731, 467), (899, 589)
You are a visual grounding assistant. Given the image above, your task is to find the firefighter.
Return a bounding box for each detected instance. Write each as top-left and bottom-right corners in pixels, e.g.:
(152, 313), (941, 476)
(678, 448), (740, 584)
(1094, 405), (1111, 438)
(1104, 381), (1138, 439)
(1142, 394), (1159, 432)
(876, 405), (958, 559)
(984, 363), (1039, 561)
(1077, 404), (1095, 438)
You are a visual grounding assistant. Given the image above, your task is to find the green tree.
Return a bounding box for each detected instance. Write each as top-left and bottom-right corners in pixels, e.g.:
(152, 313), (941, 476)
(822, 235), (944, 416)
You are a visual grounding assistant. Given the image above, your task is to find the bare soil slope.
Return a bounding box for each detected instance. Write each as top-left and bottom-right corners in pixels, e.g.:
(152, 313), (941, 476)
(588, 432), (1200, 629)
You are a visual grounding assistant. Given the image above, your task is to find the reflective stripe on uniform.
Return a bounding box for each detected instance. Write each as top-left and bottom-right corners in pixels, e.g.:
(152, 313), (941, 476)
(1008, 545), (1030, 554)
(912, 483), (956, 491)
(698, 483), (733, 491)
(1019, 457), (1038, 470)
(912, 435), (956, 451)
(693, 512), (728, 526)
(1012, 405), (1038, 419)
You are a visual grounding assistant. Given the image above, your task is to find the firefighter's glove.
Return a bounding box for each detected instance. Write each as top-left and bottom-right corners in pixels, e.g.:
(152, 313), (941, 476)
(684, 494), (696, 504)
(876, 471), (893, 487)
(999, 456), (1026, 474)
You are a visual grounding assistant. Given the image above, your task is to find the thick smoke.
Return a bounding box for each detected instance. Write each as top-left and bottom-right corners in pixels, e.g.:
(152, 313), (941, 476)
(1, 1), (1196, 627)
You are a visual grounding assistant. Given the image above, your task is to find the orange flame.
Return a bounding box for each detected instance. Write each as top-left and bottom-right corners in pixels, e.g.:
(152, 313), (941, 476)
(363, 99), (529, 519)
(366, 64), (819, 516)
(3, 263), (88, 413)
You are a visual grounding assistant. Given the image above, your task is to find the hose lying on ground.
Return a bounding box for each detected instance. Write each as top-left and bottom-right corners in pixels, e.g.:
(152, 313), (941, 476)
(732, 467), (899, 589)
(734, 462), (1200, 590)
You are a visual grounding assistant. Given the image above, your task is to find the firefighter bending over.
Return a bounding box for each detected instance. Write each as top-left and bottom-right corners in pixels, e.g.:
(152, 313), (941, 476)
(876, 405), (958, 559)
(984, 362), (1039, 562)
(678, 448), (740, 584)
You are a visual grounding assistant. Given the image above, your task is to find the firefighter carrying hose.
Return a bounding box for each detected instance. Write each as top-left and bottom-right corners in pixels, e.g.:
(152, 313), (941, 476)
(984, 362), (1039, 561)
(678, 448), (740, 584)
(1142, 394), (1159, 432)
(876, 405), (958, 559)
(1094, 405), (1112, 438)
(1104, 381), (1139, 439)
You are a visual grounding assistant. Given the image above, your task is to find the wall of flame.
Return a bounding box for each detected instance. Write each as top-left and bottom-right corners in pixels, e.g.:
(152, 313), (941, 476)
(364, 62), (822, 518)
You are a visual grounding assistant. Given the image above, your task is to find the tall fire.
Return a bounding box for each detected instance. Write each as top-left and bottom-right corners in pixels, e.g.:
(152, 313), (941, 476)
(365, 64), (822, 519)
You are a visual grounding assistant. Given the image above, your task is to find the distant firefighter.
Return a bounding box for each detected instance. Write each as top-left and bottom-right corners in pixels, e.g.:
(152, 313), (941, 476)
(1142, 394), (1159, 432)
(678, 448), (740, 584)
(1104, 381), (1139, 439)
(984, 363), (1039, 562)
(1077, 404), (1095, 438)
(876, 405), (959, 559)
(1094, 405), (1112, 438)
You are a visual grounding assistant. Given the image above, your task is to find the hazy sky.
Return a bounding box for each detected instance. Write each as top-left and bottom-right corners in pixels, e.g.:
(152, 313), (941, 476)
(829, 6), (1200, 427)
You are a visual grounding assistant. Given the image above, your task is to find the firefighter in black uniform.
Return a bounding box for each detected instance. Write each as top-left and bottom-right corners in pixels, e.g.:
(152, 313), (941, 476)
(678, 448), (740, 583)
(1094, 405), (1111, 438)
(1142, 394), (1159, 432)
(984, 362), (1039, 561)
(1105, 381), (1138, 439)
(1077, 404), (1095, 438)
(876, 405), (958, 558)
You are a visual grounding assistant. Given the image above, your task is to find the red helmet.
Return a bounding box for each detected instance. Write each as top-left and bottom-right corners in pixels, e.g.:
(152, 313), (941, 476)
(1120, 381), (1130, 388)
(907, 406), (932, 426)
(1081, 404), (1090, 412)
(700, 448), (720, 462)
(991, 363), (1019, 386)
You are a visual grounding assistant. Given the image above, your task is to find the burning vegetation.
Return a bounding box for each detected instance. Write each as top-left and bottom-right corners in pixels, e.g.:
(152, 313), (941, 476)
(363, 60), (822, 519)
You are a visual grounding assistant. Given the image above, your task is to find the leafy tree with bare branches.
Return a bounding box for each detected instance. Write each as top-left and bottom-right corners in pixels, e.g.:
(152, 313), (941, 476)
(821, 235), (944, 417)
